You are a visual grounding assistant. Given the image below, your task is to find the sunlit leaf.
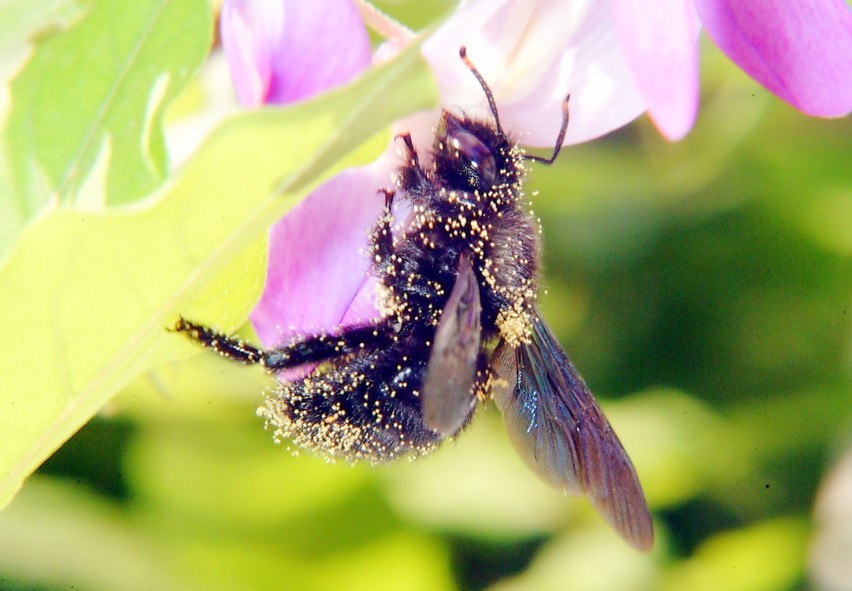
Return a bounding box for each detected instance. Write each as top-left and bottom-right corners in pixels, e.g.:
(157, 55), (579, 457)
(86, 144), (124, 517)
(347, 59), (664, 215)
(0, 44), (438, 509)
(0, 0), (212, 255)
(0, 0), (85, 54)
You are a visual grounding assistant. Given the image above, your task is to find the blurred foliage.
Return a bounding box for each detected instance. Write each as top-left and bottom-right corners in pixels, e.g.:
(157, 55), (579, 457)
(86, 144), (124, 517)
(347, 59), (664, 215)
(0, 0), (436, 508)
(2, 1), (852, 591)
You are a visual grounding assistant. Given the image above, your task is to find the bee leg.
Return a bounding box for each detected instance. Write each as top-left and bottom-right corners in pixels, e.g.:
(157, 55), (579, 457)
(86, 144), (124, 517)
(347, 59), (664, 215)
(396, 132), (420, 168)
(175, 316), (395, 372)
(395, 132), (428, 192)
(172, 317), (263, 364)
(370, 189), (396, 273)
(379, 187), (395, 209)
(262, 320), (395, 372)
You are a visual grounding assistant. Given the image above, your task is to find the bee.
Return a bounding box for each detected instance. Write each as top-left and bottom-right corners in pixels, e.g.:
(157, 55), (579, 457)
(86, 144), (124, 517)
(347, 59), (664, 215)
(175, 47), (653, 550)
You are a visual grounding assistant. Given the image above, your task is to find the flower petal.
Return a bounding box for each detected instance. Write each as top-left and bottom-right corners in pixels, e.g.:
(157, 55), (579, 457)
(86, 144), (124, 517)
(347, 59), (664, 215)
(220, 0), (281, 106)
(612, 0), (700, 141)
(220, 0), (372, 107)
(423, 0), (647, 145)
(695, 0), (852, 117)
(249, 154), (398, 347)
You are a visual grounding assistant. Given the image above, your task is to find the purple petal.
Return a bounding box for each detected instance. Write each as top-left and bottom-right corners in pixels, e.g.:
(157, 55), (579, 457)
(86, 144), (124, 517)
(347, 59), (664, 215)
(612, 0), (700, 141)
(695, 0), (852, 117)
(220, 0), (372, 107)
(249, 154), (399, 348)
(220, 0), (281, 106)
(423, 0), (647, 146)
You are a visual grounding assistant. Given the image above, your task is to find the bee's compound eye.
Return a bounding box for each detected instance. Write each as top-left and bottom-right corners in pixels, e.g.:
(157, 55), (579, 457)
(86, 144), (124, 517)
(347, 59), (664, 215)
(449, 130), (497, 186)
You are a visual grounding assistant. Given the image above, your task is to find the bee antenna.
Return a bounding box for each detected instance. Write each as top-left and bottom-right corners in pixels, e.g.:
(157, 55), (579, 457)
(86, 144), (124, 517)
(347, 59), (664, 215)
(459, 47), (570, 166)
(459, 46), (506, 138)
(524, 94), (570, 166)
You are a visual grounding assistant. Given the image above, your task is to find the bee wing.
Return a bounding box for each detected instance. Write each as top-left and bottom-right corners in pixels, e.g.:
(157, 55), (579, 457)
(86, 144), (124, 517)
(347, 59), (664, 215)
(422, 253), (481, 436)
(490, 311), (654, 551)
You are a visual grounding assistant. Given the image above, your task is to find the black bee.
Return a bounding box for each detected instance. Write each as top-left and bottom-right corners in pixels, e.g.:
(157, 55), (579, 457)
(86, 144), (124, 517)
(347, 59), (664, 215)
(175, 47), (653, 550)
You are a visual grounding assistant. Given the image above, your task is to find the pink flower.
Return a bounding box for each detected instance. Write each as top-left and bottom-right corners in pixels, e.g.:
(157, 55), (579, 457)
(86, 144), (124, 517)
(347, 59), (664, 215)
(421, 1), (647, 146)
(613, 0), (852, 140)
(220, 0), (372, 107)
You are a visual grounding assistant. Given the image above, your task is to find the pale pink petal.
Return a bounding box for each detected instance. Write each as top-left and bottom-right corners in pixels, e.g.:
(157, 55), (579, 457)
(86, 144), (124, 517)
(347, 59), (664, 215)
(612, 0), (700, 141)
(220, 0), (281, 106)
(423, 0), (647, 146)
(249, 153), (399, 347)
(220, 0), (371, 107)
(695, 0), (852, 117)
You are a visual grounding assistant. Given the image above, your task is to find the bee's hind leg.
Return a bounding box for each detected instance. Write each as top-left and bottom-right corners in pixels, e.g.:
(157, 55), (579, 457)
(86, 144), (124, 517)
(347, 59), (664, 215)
(262, 321), (394, 372)
(173, 316), (395, 373)
(172, 317), (264, 364)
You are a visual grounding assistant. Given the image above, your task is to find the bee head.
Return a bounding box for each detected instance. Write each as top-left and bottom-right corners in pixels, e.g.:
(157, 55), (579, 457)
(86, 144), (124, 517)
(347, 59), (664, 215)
(433, 110), (514, 194)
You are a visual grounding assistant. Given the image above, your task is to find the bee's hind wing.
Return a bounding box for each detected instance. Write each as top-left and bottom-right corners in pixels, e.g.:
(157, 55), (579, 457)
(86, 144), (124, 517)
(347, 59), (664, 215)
(490, 311), (654, 551)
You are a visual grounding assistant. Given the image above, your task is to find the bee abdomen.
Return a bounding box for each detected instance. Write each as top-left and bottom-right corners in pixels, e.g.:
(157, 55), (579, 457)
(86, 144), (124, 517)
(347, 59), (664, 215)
(258, 348), (441, 462)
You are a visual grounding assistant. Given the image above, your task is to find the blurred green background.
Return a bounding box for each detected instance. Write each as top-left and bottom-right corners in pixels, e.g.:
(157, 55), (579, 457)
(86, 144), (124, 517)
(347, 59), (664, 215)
(2, 3), (852, 590)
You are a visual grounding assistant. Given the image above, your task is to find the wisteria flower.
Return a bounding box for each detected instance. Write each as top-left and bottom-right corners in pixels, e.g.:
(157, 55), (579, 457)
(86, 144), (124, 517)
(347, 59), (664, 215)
(219, 0), (852, 347)
(613, 0), (852, 139)
(220, 0), (372, 106)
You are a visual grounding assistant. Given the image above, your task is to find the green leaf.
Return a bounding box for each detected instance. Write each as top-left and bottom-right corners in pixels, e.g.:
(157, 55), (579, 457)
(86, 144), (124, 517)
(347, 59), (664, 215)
(0, 0), (85, 54)
(0, 44), (438, 508)
(0, 0), (213, 256)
